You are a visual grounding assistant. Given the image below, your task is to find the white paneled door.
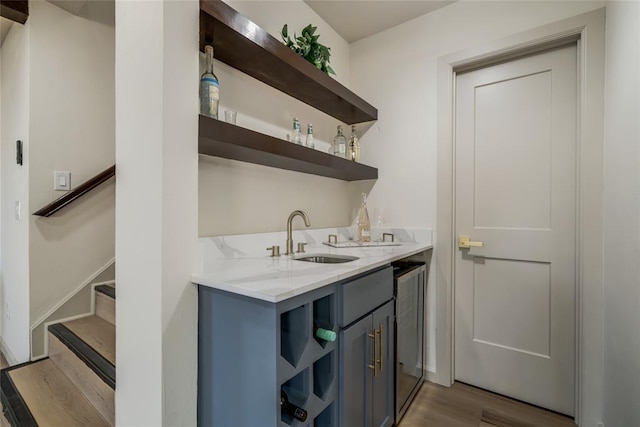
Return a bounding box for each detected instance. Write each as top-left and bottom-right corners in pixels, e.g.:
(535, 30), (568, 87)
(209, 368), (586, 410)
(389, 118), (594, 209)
(454, 44), (577, 416)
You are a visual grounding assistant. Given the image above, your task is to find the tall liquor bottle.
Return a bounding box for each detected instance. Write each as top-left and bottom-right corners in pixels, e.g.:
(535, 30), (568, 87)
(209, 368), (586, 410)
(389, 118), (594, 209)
(348, 125), (360, 161)
(305, 124), (315, 149)
(200, 45), (220, 119)
(332, 125), (347, 157)
(293, 118), (303, 145)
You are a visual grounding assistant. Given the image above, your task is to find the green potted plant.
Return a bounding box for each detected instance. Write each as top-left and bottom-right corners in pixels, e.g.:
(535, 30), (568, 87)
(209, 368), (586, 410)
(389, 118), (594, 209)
(281, 24), (335, 76)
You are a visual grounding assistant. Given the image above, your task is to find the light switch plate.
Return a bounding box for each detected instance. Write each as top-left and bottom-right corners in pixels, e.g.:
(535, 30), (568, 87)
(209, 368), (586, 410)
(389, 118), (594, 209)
(54, 171), (71, 191)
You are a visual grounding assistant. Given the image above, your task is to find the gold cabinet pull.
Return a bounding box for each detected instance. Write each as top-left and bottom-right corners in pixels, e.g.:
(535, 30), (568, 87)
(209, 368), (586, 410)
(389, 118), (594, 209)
(458, 236), (484, 249)
(368, 332), (378, 376)
(376, 325), (383, 372)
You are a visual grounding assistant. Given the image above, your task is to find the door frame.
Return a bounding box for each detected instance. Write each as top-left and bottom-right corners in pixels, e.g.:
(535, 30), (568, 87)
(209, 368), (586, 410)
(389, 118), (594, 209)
(435, 8), (605, 425)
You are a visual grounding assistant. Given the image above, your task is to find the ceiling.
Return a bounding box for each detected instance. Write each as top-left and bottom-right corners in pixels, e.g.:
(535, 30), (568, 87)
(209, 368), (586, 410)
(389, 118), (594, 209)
(304, 0), (455, 43)
(1, 1), (455, 48)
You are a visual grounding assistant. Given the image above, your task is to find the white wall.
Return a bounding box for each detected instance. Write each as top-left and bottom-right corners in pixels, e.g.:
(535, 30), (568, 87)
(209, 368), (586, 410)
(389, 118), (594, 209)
(199, 0), (356, 237)
(115, 0), (199, 425)
(350, 0), (604, 407)
(602, 1), (640, 425)
(0, 21), (31, 364)
(27, 0), (115, 326)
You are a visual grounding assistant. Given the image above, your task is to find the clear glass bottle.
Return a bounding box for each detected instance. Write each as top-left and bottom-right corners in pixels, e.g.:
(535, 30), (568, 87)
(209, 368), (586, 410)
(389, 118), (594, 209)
(199, 45), (220, 119)
(348, 125), (360, 162)
(357, 192), (371, 242)
(293, 118), (303, 145)
(332, 125), (347, 157)
(305, 124), (315, 149)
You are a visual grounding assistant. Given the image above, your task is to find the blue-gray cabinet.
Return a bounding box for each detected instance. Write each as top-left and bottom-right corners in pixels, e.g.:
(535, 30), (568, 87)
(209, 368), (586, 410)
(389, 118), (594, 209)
(198, 265), (395, 427)
(339, 301), (394, 427)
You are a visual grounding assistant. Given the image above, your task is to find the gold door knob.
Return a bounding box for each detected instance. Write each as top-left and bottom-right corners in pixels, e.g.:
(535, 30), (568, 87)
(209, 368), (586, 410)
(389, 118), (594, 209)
(458, 236), (484, 249)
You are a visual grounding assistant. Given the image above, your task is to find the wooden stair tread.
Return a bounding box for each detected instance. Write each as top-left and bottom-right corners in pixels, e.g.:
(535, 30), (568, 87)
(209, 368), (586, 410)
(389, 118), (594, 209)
(95, 284), (115, 300)
(7, 359), (109, 427)
(62, 316), (115, 366)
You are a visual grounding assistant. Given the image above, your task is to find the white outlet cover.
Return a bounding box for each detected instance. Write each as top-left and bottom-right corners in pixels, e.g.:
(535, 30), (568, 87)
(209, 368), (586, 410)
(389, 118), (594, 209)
(54, 171), (71, 191)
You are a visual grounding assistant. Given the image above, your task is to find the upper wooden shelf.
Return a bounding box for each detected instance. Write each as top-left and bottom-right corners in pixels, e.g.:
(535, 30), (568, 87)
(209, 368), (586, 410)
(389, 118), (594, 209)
(1, 0), (29, 24)
(199, 116), (378, 181)
(199, 0), (378, 125)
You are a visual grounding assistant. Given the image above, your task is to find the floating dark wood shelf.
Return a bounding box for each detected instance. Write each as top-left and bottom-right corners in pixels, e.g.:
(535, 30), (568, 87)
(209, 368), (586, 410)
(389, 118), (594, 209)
(199, 0), (377, 125)
(0, 0), (28, 24)
(33, 165), (116, 217)
(199, 116), (378, 181)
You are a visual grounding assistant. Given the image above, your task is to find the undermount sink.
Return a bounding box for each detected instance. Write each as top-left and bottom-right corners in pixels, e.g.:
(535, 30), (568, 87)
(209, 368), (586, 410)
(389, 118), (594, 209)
(294, 254), (359, 264)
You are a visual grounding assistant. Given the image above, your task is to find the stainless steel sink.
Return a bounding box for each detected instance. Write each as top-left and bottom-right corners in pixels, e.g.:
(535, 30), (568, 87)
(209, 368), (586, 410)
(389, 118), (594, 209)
(294, 254), (359, 264)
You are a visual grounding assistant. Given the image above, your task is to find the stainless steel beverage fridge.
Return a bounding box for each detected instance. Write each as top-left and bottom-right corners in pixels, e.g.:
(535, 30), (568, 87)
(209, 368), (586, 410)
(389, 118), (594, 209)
(393, 262), (426, 422)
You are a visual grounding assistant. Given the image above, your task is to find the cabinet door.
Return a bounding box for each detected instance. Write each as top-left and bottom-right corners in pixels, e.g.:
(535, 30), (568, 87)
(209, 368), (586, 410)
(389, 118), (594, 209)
(371, 301), (395, 427)
(339, 315), (373, 427)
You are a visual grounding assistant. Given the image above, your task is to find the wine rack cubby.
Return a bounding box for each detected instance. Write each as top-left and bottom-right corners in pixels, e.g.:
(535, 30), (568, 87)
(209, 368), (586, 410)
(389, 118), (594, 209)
(313, 352), (334, 401)
(281, 304), (309, 367)
(313, 294), (335, 349)
(278, 285), (338, 427)
(314, 402), (336, 427)
(198, 283), (339, 426)
(281, 369), (311, 426)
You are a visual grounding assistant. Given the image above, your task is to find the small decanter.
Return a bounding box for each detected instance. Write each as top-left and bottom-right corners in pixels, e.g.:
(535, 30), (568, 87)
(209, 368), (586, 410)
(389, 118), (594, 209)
(357, 193), (371, 242)
(199, 45), (220, 119)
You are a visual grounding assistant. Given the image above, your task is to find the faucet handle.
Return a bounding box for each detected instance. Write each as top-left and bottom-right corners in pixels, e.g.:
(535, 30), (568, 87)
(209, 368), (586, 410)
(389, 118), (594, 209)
(296, 242), (308, 253)
(266, 245), (281, 257)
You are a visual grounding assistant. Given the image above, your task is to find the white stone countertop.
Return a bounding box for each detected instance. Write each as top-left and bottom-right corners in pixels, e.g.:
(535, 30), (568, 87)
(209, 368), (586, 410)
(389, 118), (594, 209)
(192, 227), (432, 303)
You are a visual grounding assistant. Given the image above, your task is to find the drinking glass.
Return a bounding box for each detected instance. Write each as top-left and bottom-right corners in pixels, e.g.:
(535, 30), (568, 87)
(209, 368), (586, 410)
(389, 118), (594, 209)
(224, 110), (237, 124)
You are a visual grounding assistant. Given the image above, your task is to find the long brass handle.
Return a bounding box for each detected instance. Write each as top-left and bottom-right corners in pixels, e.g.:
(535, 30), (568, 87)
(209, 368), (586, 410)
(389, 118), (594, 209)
(458, 236), (484, 249)
(368, 332), (378, 377)
(376, 325), (383, 372)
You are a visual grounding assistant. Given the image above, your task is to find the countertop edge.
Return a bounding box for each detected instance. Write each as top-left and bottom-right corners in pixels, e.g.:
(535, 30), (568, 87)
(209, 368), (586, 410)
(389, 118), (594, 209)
(192, 243), (432, 303)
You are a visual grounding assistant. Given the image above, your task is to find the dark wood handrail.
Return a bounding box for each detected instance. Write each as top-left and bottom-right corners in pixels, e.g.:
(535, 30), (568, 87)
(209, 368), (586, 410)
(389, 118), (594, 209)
(33, 165), (116, 217)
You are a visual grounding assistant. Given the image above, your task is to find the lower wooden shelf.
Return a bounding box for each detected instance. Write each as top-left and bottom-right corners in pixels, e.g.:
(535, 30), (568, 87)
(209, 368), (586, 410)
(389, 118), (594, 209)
(198, 115), (378, 181)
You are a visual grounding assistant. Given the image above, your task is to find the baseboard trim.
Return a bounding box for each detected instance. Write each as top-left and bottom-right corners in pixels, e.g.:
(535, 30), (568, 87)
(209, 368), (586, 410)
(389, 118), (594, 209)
(426, 369), (438, 383)
(30, 258), (115, 333)
(0, 360), (40, 427)
(0, 337), (19, 367)
(48, 323), (115, 389)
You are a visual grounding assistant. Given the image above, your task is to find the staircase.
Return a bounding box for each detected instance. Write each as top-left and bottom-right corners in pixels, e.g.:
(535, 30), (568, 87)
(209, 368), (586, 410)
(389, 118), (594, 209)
(1, 284), (116, 426)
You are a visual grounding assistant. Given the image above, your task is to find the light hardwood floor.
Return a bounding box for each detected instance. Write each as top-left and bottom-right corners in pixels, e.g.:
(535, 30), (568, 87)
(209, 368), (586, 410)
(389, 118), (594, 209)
(399, 382), (576, 427)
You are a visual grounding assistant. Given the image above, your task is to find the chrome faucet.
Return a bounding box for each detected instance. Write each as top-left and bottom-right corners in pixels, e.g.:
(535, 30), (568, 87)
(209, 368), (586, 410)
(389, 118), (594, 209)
(286, 210), (311, 255)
